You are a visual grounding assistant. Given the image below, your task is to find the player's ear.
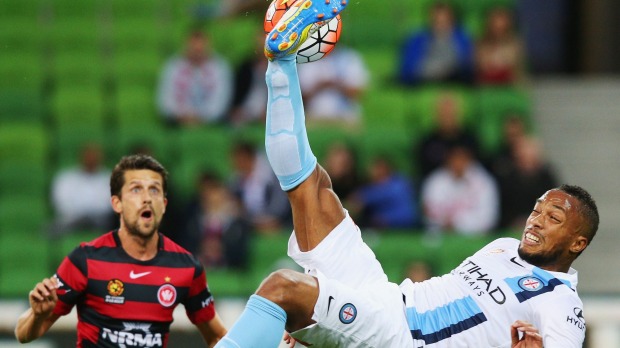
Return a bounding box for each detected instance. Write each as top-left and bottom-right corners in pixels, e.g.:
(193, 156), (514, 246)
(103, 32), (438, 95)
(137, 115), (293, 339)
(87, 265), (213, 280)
(111, 195), (122, 214)
(570, 235), (588, 254)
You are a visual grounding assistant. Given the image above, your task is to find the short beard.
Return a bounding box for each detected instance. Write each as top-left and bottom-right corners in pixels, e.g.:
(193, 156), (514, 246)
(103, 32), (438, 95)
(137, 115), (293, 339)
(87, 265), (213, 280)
(517, 246), (563, 269)
(122, 215), (159, 240)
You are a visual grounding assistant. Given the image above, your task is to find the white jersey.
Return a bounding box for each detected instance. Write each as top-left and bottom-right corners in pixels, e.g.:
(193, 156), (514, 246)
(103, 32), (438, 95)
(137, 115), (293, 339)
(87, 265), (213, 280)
(400, 238), (585, 347)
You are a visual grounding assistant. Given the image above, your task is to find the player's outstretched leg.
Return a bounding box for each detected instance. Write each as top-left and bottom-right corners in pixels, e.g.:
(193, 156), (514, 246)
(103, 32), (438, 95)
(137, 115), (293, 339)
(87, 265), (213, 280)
(265, 0), (348, 60)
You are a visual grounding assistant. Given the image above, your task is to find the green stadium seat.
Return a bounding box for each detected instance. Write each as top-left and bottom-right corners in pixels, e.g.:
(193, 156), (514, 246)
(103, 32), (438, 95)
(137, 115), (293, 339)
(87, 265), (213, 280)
(48, 18), (102, 54)
(0, 228), (49, 297)
(109, 0), (163, 19)
(0, 163), (48, 198)
(0, 52), (45, 89)
(0, 124), (48, 165)
(362, 87), (409, 131)
(173, 127), (234, 198)
(51, 0), (102, 19)
(111, 51), (163, 88)
(0, 195), (49, 232)
(110, 126), (173, 167)
(53, 127), (107, 170)
(51, 51), (105, 87)
(474, 86), (531, 156)
(113, 85), (159, 128)
(306, 127), (356, 163)
(111, 18), (167, 53)
(0, 0), (43, 19)
(0, 18), (44, 52)
(0, 88), (45, 124)
(359, 127), (415, 175)
(51, 85), (106, 130)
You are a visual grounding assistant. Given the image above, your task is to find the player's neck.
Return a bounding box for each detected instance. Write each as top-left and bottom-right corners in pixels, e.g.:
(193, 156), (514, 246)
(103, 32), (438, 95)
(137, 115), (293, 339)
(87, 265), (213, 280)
(117, 228), (159, 261)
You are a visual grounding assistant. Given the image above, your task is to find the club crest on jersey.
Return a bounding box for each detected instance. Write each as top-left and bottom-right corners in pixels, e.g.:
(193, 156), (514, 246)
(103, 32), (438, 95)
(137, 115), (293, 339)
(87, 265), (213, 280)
(339, 303), (357, 324)
(518, 276), (543, 292)
(105, 279), (126, 304)
(157, 284), (177, 307)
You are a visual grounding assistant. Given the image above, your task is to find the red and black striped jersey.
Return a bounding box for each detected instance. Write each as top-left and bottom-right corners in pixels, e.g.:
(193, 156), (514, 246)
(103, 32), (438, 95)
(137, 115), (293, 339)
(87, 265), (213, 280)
(53, 230), (216, 348)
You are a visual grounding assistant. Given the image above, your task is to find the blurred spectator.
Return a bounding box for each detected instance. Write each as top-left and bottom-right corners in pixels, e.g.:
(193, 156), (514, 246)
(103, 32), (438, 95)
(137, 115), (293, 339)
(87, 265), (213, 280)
(488, 114), (528, 177)
(398, 2), (473, 86)
(297, 46), (369, 126)
(50, 143), (114, 236)
(416, 93), (479, 180)
(229, 31), (268, 127)
(324, 142), (362, 202)
(496, 136), (558, 230)
(349, 156), (419, 229)
(185, 171), (252, 270)
(404, 259), (435, 283)
(421, 143), (499, 235)
(475, 6), (526, 85)
(229, 141), (291, 233)
(157, 27), (233, 126)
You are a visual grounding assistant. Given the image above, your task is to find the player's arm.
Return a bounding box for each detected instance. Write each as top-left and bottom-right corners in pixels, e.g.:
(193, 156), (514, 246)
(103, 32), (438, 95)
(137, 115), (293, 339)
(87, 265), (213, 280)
(195, 312), (227, 347)
(15, 277), (61, 343)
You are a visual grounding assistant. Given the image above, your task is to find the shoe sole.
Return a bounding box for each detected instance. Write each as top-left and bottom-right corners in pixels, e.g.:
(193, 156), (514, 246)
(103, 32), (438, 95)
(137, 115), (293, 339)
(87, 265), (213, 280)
(265, 0), (347, 59)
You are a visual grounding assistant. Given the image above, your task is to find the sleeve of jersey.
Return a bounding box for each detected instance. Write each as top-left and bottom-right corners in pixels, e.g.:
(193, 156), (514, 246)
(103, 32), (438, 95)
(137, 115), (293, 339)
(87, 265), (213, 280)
(183, 262), (216, 324)
(533, 293), (585, 347)
(53, 246), (88, 316)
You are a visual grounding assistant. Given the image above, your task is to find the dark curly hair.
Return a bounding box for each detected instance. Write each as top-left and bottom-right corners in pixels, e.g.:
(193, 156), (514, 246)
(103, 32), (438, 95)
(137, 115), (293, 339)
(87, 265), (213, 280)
(110, 154), (168, 198)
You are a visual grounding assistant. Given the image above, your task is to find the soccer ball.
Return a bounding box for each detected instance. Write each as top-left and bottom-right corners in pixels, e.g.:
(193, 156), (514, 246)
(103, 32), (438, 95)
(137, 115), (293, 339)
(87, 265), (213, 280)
(264, 0), (342, 63)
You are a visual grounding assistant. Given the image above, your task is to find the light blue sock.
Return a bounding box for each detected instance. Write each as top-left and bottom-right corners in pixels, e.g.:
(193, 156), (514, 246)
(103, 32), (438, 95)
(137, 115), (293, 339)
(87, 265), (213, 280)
(214, 294), (287, 348)
(264, 55), (317, 191)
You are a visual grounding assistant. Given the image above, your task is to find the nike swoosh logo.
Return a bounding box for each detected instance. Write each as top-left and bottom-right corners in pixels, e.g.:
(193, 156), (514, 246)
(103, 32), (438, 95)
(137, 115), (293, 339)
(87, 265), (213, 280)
(130, 270), (152, 279)
(510, 257), (524, 268)
(327, 296), (335, 314)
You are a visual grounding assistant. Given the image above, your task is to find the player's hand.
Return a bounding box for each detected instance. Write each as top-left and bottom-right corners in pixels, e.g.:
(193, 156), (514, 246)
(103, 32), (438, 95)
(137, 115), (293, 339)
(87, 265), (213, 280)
(283, 332), (296, 347)
(29, 277), (59, 318)
(511, 320), (543, 348)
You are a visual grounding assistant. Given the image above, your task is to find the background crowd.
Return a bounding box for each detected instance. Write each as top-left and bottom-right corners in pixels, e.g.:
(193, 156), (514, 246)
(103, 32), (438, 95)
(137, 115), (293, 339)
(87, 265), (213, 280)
(1, 0), (559, 293)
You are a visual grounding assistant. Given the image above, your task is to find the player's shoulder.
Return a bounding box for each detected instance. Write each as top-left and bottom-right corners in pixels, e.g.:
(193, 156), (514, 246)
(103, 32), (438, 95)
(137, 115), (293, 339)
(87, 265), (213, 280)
(160, 234), (203, 269)
(80, 230), (117, 249)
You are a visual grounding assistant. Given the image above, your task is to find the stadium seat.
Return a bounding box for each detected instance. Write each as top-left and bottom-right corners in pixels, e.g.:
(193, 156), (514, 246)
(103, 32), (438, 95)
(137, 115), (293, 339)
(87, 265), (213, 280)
(48, 18), (102, 54)
(0, 227), (49, 297)
(359, 127), (416, 176)
(109, 0), (163, 19)
(51, 51), (106, 87)
(362, 87), (409, 131)
(53, 127), (107, 170)
(0, 163), (48, 198)
(110, 18), (166, 53)
(0, 0), (43, 19)
(113, 85), (159, 129)
(474, 86), (532, 156)
(0, 88), (45, 124)
(111, 51), (164, 88)
(306, 127), (356, 163)
(110, 126), (173, 167)
(0, 17), (44, 52)
(0, 124), (48, 165)
(0, 195), (49, 232)
(51, 85), (106, 131)
(173, 127), (234, 198)
(0, 52), (45, 89)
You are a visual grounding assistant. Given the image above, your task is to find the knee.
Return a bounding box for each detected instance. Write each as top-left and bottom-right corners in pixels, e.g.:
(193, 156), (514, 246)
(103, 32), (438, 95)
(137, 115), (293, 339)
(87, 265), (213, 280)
(256, 269), (316, 312)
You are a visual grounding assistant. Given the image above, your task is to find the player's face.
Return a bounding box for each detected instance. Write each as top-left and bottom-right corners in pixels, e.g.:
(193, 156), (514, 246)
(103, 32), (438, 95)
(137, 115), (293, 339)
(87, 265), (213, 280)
(518, 190), (587, 271)
(112, 169), (167, 239)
